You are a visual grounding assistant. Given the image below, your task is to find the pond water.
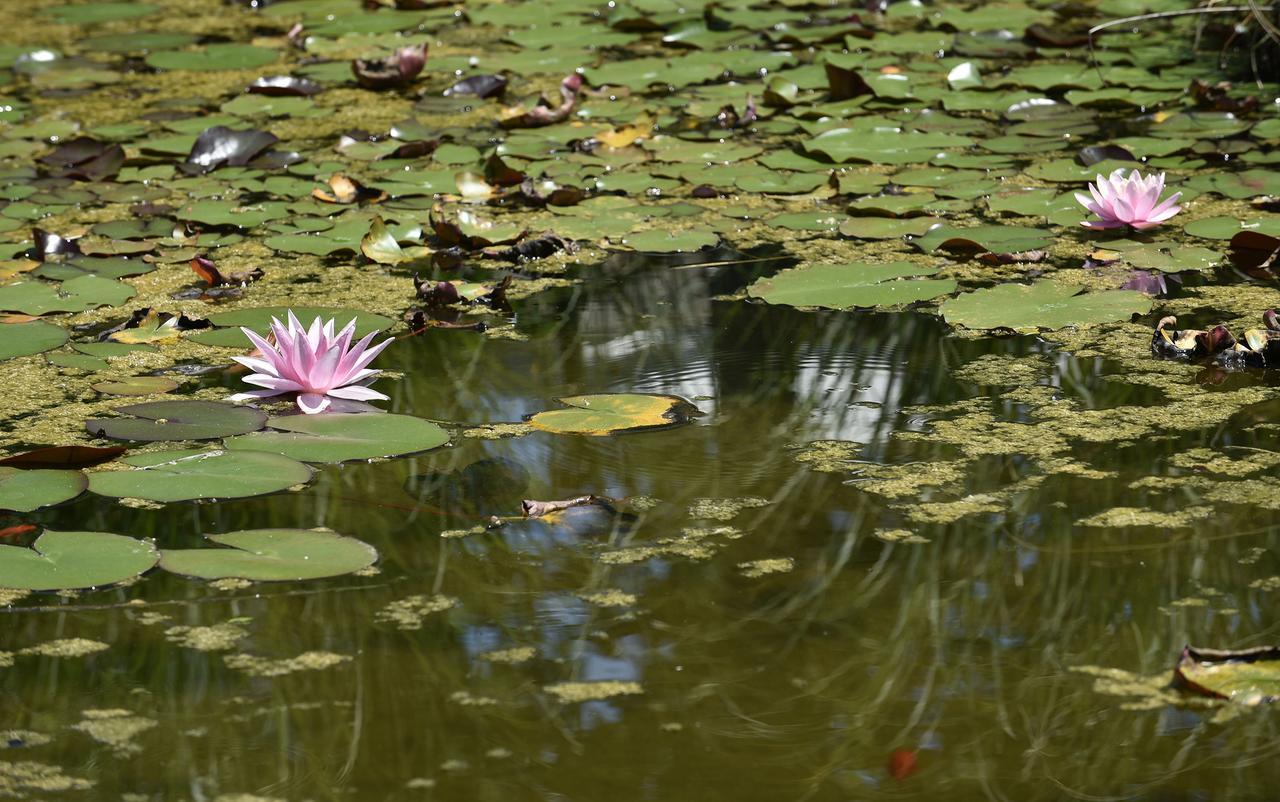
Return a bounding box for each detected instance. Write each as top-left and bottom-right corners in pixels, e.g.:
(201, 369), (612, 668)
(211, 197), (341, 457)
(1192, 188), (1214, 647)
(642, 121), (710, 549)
(3, 0), (1280, 798)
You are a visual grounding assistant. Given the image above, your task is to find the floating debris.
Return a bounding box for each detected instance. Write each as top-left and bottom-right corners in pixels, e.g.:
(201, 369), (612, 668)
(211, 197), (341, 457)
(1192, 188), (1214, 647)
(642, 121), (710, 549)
(479, 647), (537, 664)
(375, 595), (458, 631)
(544, 681), (643, 704)
(874, 528), (930, 544)
(687, 496), (771, 521)
(1075, 506), (1213, 528)
(164, 620), (251, 652)
(223, 652), (351, 677)
(71, 709), (156, 756)
(0, 761), (92, 797)
(738, 558), (795, 578)
(579, 589), (638, 607)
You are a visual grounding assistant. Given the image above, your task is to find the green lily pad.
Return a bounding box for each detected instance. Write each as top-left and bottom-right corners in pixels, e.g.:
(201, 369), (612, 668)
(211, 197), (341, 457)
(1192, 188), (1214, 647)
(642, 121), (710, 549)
(86, 400), (267, 442)
(941, 280), (1152, 333)
(43, 2), (158, 23)
(261, 232), (357, 256)
(530, 394), (695, 436)
(91, 376), (180, 396)
(189, 307), (395, 348)
(622, 229), (718, 253)
(177, 200), (290, 228)
(73, 341), (158, 358)
(1024, 158), (1141, 184)
(1184, 170), (1280, 200)
(839, 217), (941, 240)
(735, 171), (829, 194)
(47, 352), (108, 371)
(987, 188), (1082, 225)
(224, 413), (449, 463)
(0, 321), (67, 361)
(0, 275), (135, 315)
(0, 529), (158, 591)
(766, 212), (849, 232)
(0, 467), (86, 512)
(88, 448), (313, 502)
(145, 44), (279, 72)
(747, 262), (956, 310)
(912, 224), (1054, 255)
(80, 31), (198, 52)
(35, 256), (156, 280)
(803, 127), (969, 165)
(1174, 645), (1280, 704)
(1183, 217), (1280, 240)
(1093, 241), (1220, 273)
(159, 528), (377, 582)
(1147, 112), (1251, 140)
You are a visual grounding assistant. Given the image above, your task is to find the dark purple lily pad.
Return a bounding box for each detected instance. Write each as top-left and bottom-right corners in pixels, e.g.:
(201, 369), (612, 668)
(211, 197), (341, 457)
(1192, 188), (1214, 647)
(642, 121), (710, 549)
(37, 136), (124, 181)
(444, 74), (507, 99)
(247, 75), (323, 96)
(180, 126), (279, 175)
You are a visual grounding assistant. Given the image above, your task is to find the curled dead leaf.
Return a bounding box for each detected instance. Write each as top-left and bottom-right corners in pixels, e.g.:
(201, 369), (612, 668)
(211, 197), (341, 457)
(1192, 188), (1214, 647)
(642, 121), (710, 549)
(190, 256), (263, 287)
(500, 72), (584, 129)
(312, 173), (386, 204)
(522, 495), (616, 518)
(352, 43), (427, 90)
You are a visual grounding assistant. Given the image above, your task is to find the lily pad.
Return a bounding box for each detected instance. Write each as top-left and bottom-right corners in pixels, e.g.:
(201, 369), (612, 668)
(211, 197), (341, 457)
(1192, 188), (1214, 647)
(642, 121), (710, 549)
(839, 217), (941, 240)
(87, 448), (313, 502)
(803, 127), (969, 165)
(0, 467), (86, 512)
(145, 44), (278, 72)
(1092, 241), (1220, 273)
(80, 31), (197, 52)
(91, 376), (180, 396)
(0, 320), (67, 360)
(530, 394), (695, 436)
(0, 529), (158, 591)
(47, 352), (107, 371)
(43, 2), (158, 23)
(189, 307), (395, 348)
(1174, 645), (1280, 704)
(1183, 216), (1280, 241)
(941, 280), (1151, 333)
(748, 262), (956, 310)
(159, 529), (377, 582)
(0, 275), (135, 315)
(261, 232), (357, 256)
(912, 224), (1054, 255)
(224, 413), (449, 463)
(86, 400), (267, 442)
(622, 229), (718, 253)
(176, 200), (289, 230)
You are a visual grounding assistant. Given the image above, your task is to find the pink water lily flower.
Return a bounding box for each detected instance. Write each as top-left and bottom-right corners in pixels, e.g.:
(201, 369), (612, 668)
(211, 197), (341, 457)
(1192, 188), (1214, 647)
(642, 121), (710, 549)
(1076, 168), (1182, 230)
(229, 311), (392, 414)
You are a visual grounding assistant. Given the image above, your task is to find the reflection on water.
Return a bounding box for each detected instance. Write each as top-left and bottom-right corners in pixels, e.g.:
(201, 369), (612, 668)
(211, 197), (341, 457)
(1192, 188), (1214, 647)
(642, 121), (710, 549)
(5, 253), (1280, 801)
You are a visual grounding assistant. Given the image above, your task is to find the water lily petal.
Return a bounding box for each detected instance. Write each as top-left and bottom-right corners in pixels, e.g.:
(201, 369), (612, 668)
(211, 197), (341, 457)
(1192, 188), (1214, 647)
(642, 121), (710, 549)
(297, 392), (331, 414)
(242, 374), (304, 391)
(326, 385), (389, 401)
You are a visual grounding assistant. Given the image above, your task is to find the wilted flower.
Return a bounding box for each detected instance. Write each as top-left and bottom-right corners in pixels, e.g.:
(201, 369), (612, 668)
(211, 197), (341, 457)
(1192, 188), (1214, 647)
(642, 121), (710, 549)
(351, 42), (427, 90)
(1076, 168), (1182, 230)
(230, 311), (391, 414)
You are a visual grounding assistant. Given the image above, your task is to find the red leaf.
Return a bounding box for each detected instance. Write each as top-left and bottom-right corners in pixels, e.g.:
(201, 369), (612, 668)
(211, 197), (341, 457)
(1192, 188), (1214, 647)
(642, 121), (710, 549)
(190, 256), (226, 286)
(0, 524), (37, 540)
(887, 749), (918, 781)
(0, 445), (126, 469)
